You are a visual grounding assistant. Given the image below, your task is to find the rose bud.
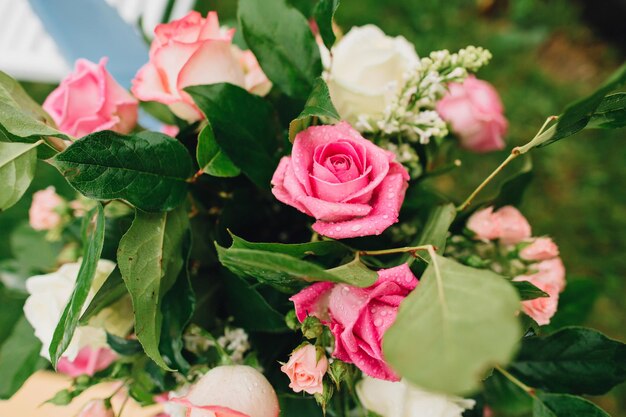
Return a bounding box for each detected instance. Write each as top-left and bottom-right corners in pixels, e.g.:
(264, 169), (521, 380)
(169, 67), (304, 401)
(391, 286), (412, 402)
(281, 344), (328, 395)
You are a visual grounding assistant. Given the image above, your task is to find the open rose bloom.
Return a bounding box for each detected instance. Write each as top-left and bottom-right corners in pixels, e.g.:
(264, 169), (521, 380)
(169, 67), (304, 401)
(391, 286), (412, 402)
(43, 58), (138, 137)
(272, 122), (409, 239)
(281, 344), (328, 395)
(290, 264), (418, 380)
(132, 11), (270, 122)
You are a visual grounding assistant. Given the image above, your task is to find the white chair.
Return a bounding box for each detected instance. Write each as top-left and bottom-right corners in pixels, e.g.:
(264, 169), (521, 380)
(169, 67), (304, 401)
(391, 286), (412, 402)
(0, 0), (194, 83)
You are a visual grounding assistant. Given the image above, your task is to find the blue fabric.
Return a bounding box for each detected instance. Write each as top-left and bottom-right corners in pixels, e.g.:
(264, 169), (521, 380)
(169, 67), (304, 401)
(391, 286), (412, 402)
(28, 0), (164, 130)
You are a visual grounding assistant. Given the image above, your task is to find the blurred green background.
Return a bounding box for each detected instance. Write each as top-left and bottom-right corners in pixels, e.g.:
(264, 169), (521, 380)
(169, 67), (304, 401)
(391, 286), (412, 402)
(5, 0), (625, 414)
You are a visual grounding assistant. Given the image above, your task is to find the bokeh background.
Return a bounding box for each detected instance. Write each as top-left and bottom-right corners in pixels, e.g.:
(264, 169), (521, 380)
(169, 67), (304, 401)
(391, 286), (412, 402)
(2, 0), (624, 414)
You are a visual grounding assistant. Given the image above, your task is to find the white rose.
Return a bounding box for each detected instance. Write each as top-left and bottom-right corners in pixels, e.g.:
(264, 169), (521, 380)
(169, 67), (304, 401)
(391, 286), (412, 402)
(357, 377), (475, 417)
(23, 260), (133, 361)
(327, 25), (419, 124)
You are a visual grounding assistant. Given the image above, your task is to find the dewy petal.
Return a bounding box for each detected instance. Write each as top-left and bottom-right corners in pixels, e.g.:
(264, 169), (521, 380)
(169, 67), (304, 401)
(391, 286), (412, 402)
(310, 166), (372, 203)
(313, 161), (409, 238)
(271, 157), (311, 215)
(290, 282), (335, 323)
(299, 195), (372, 223)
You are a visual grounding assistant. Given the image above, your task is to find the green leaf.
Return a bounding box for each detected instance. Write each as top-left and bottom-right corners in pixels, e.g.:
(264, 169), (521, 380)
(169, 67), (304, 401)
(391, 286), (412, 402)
(313, 0), (339, 50)
(484, 371), (533, 417)
(383, 254), (521, 395)
(0, 316), (46, 399)
(223, 272), (289, 333)
(80, 267), (127, 324)
(159, 231), (194, 373)
(229, 232), (350, 259)
(50, 131), (193, 212)
(416, 203), (456, 249)
(326, 256), (378, 286)
(533, 393), (610, 417)
(511, 280), (549, 301)
(117, 205), (189, 370)
(509, 327), (626, 395)
(587, 92), (626, 129)
(238, 0), (323, 99)
(0, 71), (67, 148)
(106, 333), (143, 356)
(186, 83), (279, 189)
(216, 243), (376, 293)
(0, 141), (40, 211)
(288, 78), (340, 141)
(196, 122), (240, 177)
(49, 204), (106, 367)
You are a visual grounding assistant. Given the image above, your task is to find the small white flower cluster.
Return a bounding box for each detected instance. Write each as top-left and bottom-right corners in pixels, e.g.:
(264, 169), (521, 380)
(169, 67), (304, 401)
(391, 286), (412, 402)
(217, 327), (250, 363)
(382, 142), (422, 178)
(356, 46), (492, 144)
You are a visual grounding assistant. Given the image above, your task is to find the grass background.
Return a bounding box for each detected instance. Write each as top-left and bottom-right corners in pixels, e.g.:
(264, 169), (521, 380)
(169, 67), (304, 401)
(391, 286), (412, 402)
(8, 0), (625, 414)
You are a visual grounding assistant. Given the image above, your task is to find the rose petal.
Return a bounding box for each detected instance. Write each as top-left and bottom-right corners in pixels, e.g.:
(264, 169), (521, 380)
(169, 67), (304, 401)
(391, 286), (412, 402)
(177, 40), (245, 92)
(290, 282), (335, 323)
(271, 157), (311, 215)
(312, 162), (409, 238)
(310, 165), (372, 202)
(298, 195), (372, 222)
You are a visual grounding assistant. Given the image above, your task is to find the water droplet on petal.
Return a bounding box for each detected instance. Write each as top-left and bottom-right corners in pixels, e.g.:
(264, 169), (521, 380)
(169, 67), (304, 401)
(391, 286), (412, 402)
(374, 318), (383, 326)
(335, 226), (342, 231)
(351, 225), (362, 232)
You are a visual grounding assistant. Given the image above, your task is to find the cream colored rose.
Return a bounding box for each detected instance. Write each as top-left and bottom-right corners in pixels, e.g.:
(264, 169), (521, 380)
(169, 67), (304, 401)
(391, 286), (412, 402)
(23, 260), (133, 361)
(327, 25), (419, 124)
(357, 377), (475, 417)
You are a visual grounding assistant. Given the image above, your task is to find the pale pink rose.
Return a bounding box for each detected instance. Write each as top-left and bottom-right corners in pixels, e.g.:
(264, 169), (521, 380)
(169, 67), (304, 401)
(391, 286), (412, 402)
(173, 365), (279, 417)
(520, 237), (559, 261)
(466, 206), (500, 240)
(514, 277), (560, 326)
(494, 206), (531, 245)
(281, 344), (328, 395)
(78, 400), (114, 417)
(132, 11), (269, 123)
(29, 186), (64, 231)
(532, 257), (566, 292)
(271, 122), (410, 239)
(290, 264), (418, 381)
(437, 76), (507, 153)
(232, 46), (272, 96)
(43, 58), (137, 138)
(57, 346), (116, 378)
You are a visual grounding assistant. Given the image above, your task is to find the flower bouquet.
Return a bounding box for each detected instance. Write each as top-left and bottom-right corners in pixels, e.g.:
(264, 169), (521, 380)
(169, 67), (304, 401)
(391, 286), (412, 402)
(1, 1), (626, 416)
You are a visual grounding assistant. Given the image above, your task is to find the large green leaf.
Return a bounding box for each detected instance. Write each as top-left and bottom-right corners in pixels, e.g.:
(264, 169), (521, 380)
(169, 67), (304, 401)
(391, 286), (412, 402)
(238, 0), (323, 99)
(196, 122), (240, 177)
(216, 242), (376, 293)
(0, 141), (40, 211)
(223, 271), (289, 333)
(0, 71), (66, 151)
(0, 316), (46, 399)
(313, 0), (340, 50)
(159, 231), (194, 373)
(483, 371), (533, 417)
(588, 93), (626, 129)
(288, 78), (340, 141)
(533, 393), (610, 417)
(79, 267), (127, 324)
(50, 131), (193, 212)
(186, 84), (279, 189)
(384, 254), (521, 395)
(117, 205), (189, 370)
(229, 232), (350, 259)
(509, 327), (626, 395)
(49, 204), (106, 367)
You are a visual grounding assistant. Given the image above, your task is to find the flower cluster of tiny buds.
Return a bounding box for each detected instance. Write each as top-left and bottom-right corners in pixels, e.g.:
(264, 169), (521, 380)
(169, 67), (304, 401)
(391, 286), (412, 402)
(356, 46), (492, 145)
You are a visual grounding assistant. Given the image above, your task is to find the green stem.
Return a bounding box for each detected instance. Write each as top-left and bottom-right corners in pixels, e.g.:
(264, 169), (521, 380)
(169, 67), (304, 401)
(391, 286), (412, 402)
(495, 364), (535, 395)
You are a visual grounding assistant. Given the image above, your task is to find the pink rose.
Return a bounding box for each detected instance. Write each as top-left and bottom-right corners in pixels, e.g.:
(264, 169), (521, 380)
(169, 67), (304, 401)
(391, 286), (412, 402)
(173, 365), (280, 417)
(514, 278), (560, 326)
(290, 264), (418, 381)
(43, 58), (138, 138)
(271, 122), (410, 239)
(29, 186), (64, 231)
(520, 237), (559, 261)
(281, 344), (328, 395)
(466, 206), (500, 240)
(78, 400), (114, 417)
(161, 124), (180, 138)
(533, 257), (566, 292)
(437, 76), (507, 153)
(232, 47), (273, 96)
(132, 11), (270, 122)
(57, 346), (116, 378)
(494, 206), (531, 245)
